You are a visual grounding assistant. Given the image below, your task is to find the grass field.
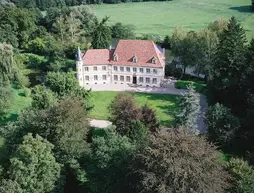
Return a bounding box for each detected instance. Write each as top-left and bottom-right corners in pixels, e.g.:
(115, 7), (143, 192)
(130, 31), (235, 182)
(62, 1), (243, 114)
(91, 0), (254, 39)
(0, 85), (32, 126)
(89, 91), (180, 127)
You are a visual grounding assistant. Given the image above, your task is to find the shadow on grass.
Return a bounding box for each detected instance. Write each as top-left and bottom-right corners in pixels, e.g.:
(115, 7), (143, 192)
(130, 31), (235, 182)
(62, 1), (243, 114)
(0, 113), (18, 126)
(229, 6), (253, 13)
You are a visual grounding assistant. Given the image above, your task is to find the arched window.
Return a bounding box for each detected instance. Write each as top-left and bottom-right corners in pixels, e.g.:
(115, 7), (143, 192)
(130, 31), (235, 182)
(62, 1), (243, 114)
(152, 57), (157, 64)
(133, 56), (138, 63)
(113, 54), (118, 61)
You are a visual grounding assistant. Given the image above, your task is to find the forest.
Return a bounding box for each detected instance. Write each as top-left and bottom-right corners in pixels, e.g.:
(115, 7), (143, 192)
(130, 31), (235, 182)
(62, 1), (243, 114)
(1, 1), (254, 193)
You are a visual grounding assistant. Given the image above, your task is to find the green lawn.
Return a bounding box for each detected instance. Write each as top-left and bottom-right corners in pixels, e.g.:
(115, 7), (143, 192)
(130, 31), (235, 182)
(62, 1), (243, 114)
(89, 91), (180, 127)
(91, 0), (254, 40)
(0, 85), (32, 126)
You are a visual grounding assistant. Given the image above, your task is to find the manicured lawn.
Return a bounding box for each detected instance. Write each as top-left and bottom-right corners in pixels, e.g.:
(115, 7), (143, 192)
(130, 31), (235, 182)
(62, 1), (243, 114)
(89, 91), (180, 127)
(0, 85), (32, 126)
(91, 0), (254, 40)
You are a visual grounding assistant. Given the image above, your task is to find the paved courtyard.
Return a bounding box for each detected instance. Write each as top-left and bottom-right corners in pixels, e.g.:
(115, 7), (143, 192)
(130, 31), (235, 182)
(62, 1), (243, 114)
(88, 82), (208, 134)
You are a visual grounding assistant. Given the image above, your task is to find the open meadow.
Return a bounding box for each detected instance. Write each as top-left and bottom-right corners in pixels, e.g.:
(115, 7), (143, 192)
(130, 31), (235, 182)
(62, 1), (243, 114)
(91, 0), (254, 39)
(89, 91), (180, 127)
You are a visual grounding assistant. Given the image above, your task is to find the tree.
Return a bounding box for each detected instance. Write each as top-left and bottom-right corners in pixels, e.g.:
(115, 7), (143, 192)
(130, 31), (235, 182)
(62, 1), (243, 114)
(52, 15), (67, 44)
(0, 43), (16, 85)
(87, 129), (135, 193)
(65, 12), (84, 43)
(175, 84), (200, 133)
(0, 86), (13, 118)
(227, 158), (254, 193)
(130, 128), (230, 193)
(109, 92), (140, 136)
(91, 16), (111, 49)
(161, 35), (170, 49)
(0, 179), (22, 193)
(9, 133), (61, 193)
(208, 18), (228, 36)
(111, 22), (135, 39)
(171, 29), (201, 76)
(31, 85), (58, 109)
(208, 17), (247, 115)
(140, 104), (160, 132)
(252, 0), (254, 11)
(205, 103), (240, 148)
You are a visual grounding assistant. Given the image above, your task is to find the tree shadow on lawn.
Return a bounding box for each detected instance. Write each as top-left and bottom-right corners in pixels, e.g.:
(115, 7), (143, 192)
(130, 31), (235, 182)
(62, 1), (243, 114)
(0, 113), (18, 126)
(229, 6), (253, 13)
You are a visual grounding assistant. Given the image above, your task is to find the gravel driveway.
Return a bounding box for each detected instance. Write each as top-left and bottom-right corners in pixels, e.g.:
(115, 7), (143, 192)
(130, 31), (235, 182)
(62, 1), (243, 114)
(88, 83), (208, 134)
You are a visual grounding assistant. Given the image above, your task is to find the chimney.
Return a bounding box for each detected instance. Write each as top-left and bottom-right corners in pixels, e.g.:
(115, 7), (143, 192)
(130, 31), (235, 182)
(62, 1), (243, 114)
(109, 45), (112, 50)
(162, 48), (165, 56)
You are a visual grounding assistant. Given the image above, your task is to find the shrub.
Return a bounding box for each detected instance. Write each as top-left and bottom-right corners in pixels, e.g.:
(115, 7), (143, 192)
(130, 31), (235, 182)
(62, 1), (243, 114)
(24, 88), (31, 97)
(175, 80), (206, 93)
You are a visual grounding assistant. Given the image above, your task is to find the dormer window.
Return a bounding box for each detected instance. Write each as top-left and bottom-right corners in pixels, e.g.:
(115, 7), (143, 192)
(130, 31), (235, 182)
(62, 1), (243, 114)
(133, 56), (138, 63)
(113, 54), (118, 61)
(152, 57), (157, 64)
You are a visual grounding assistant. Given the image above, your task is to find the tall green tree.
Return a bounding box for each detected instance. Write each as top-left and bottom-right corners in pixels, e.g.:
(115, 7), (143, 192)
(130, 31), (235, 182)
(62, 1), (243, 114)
(130, 128), (230, 193)
(175, 84), (200, 133)
(87, 129), (135, 193)
(0, 86), (13, 119)
(208, 17), (247, 114)
(0, 179), (22, 193)
(111, 22), (135, 39)
(9, 133), (61, 193)
(205, 103), (240, 149)
(91, 16), (111, 49)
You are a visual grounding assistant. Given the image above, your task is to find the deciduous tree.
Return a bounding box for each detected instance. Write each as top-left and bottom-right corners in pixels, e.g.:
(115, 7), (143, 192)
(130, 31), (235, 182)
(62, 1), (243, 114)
(9, 133), (61, 193)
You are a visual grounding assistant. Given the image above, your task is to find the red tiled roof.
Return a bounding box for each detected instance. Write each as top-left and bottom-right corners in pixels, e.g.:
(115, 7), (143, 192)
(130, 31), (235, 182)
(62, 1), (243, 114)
(82, 40), (165, 67)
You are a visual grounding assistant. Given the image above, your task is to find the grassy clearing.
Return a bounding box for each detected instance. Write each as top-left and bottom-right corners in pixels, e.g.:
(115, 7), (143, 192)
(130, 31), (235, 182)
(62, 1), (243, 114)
(0, 85), (32, 126)
(89, 91), (180, 127)
(91, 0), (254, 40)
(175, 80), (206, 93)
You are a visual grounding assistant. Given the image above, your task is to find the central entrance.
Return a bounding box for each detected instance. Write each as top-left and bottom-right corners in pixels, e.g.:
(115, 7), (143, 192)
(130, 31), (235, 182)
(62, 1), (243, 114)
(132, 74), (137, 84)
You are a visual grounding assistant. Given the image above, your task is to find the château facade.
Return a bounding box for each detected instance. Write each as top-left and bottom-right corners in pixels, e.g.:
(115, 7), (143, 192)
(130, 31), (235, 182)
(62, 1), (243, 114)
(76, 40), (165, 87)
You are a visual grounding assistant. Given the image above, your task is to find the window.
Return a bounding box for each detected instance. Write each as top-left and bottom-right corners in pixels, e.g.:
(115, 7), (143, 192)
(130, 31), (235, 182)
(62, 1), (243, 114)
(114, 75), (118, 81)
(139, 68), (144, 73)
(152, 78), (157, 84)
(103, 75), (107, 80)
(146, 68), (151, 73)
(133, 56), (138, 63)
(120, 67), (124, 72)
(102, 66), (107, 71)
(93, 66), (97, 71)
(120, 75), (124, 81)
(126, 67), (130, 72)
(133, 68), (137, 72)
(113, 54), (118, 61)
(139, 77), (143, 83)
(84, 67), (89, 71)
(113, 66), (118, 71)
(153, 69), (157, 74)
(126, 76), (130, 82)
(85, 76), (89, 81)
(94, 75), (98, 81)
(146, 77), (150, 83)
(152, 57), (157, 64)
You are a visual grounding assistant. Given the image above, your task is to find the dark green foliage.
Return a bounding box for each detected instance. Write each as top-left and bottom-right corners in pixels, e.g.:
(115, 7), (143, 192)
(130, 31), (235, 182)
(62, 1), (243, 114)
(206, 103), (240, 148)
(91, 16), (112, 49)
(130, 128), (230, 193)
(227, 158), (254, 193)
(31, 85), (58, 109)
(0, 87), (13, 118)
(140, 104), (159, 132)
(87, 129), (135, 193)
(208, 17), (247, 114)
(0, 179), (22, 193)
(175, 80), (206, 93)
(161, 35), (171, 49)
(175, 84), (200, 133)
(111, 22), (135, 39)
(9, 133), (61, 193)
(0, 7), (37, 48)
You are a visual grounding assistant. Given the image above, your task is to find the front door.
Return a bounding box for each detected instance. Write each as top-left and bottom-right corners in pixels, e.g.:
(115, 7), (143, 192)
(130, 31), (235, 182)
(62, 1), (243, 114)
(133, 76), (137, 84)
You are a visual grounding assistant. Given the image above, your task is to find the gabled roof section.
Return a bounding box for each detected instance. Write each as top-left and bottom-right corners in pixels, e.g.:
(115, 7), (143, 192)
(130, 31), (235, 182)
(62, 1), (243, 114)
(82, 49), (113, 65)
(110, 40), (165, 67)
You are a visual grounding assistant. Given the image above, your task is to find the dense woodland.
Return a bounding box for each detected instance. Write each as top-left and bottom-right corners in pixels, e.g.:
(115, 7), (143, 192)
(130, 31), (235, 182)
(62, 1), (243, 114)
(1, 1), (254, 193)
